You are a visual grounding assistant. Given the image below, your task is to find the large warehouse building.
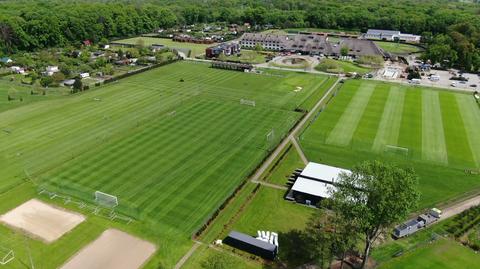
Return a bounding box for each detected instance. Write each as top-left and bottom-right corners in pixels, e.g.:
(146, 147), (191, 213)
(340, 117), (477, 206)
(286, 162), (351, 206)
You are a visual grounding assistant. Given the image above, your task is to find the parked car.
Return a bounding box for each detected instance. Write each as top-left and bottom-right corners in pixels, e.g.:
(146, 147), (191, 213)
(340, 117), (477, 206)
(470, 84), (477, 88)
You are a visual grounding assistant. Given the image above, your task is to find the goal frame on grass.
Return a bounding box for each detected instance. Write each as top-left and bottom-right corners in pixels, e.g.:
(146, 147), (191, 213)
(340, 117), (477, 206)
(384, 145), (409, 158)
(0, 249), (14, 265)
(94, 191), (118, 209)
(240, 99), (256, 107)
(266, 129), (275, 142)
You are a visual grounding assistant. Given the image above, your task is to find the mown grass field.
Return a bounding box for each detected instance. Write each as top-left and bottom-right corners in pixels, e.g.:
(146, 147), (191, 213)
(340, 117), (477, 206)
(374, 41), (423, 54)
(0, 80), (69, 112)
(300, 79), (480, 207)
(114, 37), (213, 57)
(0, 61), (332, 267)
(315, 59), (372, 74)
(378, 238), (480, 269)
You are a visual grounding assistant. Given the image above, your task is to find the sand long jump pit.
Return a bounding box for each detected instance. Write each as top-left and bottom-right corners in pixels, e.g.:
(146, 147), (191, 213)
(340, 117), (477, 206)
(0, 199), (85, 243)
(60, 229), (157, 269)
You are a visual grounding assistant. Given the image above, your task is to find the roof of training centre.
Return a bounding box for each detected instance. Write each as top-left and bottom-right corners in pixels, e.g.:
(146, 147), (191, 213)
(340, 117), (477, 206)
(300, 162), (351, 183)
(366, 29), (401, 36)
(291, 177), (336, 198)
(332, 38), (385, 57)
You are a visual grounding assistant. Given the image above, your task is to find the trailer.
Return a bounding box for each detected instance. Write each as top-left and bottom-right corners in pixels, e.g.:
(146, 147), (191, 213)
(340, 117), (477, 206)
(393, 208), (442, 239)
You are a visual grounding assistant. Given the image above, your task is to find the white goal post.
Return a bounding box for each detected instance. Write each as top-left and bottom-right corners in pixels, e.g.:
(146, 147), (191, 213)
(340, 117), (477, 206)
(94, 191), (119, 208)
(240, 99), (256, 107)
(0, 249), (14, 265)
(266, 129), (275, 142)
(384, 145), (409, 157)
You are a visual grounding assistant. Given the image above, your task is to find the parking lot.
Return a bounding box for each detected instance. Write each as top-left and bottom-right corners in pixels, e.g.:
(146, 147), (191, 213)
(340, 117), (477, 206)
(376, 60), (480, 93)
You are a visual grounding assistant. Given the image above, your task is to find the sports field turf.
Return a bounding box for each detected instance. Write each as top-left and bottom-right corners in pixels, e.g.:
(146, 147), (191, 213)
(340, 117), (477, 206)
(0, 61), (331, 264)
(378, 238), (480, 269)
(300, 79), (480, 207)
(114, 37), (213, 57)
(374, 41), (422, 54)
(0, 80), (69, 112)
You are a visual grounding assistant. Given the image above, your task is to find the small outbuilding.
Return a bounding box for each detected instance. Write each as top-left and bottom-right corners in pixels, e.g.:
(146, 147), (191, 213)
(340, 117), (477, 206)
(224, 231), (277, 260)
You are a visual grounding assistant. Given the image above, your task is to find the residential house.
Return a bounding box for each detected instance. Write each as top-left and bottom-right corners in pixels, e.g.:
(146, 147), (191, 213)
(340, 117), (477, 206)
(80, 73), (90, 79)
(10, 66), (25, 74)
(0, 57), (13, 65)
(44, 66), (59, 76)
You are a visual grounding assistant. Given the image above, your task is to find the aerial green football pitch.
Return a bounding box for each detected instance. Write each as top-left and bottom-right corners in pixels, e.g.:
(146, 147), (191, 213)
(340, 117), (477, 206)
(300, 79), (480, 207)
(0, 61), (333, 266)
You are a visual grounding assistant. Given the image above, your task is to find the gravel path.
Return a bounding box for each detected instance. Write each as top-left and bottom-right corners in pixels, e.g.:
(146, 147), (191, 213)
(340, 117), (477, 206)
(441, 195), (480, 220)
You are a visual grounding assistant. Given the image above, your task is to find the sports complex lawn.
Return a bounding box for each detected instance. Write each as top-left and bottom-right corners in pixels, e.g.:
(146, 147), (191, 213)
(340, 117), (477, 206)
(374, 41), (422, 54)
(114, 36), (213, 57)
(300, 79), (480, 207)
(0, 80), (68, 112)
(379, 238), (480, 269)
(0, 61), (332, 267)
(315, 59), (372, 74)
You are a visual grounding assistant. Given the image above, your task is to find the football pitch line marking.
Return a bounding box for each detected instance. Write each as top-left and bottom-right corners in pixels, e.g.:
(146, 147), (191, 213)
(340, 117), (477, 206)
(326, 82), (375, 146)
(421, 90), (448, 164)
(372, 86), (405, 152)
(456, 94), (480, 167)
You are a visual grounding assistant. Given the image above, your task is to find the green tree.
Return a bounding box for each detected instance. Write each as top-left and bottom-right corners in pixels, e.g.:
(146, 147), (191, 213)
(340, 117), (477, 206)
(340, 45), (349, 57)
(201, 253), (233, 269)
(52, 72), (65, 83)
(254, 44), (263, 52)
(307, 211), (358, 269)
(72, 77), (83, 92)
(40, 76), (54, 87)
(328, 161), (419, 269)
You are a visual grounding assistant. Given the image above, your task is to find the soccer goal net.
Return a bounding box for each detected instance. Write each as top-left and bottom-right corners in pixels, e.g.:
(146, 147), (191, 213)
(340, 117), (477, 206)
(240, 99), (256, 107)
(0, 248), (14, 265)
(266, 129), (275, 142)
(94, 191), (118, 208)
(384, 145), (409, 157)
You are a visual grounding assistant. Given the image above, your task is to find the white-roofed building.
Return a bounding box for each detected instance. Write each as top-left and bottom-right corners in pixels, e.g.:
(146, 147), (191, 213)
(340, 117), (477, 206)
(291, 177), (336, 200)
(300, 162), (350, 183)
(364, 29), (421, 43)
(287, 162), (350, 206)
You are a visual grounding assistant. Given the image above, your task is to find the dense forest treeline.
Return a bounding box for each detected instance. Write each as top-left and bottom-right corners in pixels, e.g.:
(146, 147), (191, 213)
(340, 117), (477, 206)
(1, 0), (480, 70)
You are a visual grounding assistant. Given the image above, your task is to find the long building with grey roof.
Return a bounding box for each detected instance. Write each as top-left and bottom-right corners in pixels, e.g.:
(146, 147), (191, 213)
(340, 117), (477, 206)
(239, 33), (384, 58)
